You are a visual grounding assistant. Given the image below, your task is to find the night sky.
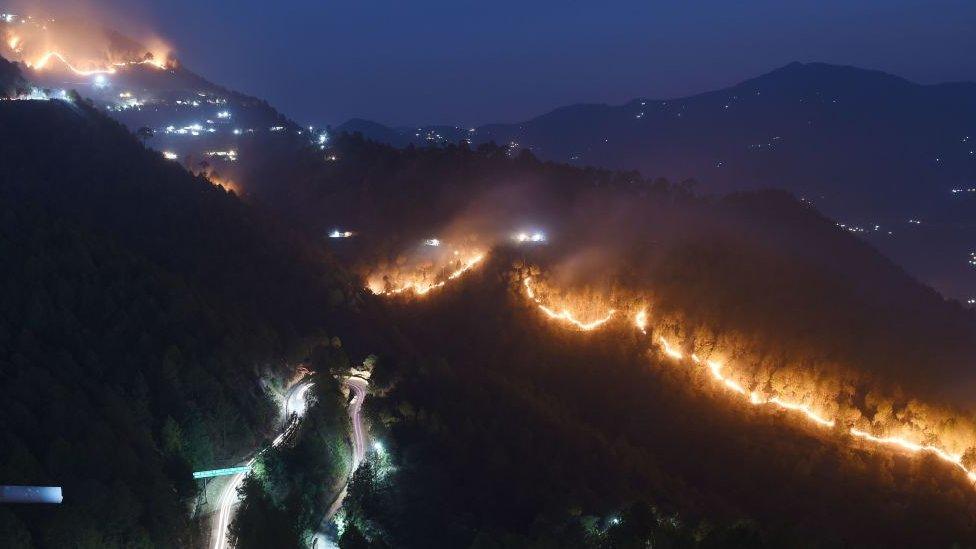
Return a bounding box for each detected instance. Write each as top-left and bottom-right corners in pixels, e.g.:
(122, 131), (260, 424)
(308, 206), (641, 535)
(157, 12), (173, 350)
(26, 0), (976, 126)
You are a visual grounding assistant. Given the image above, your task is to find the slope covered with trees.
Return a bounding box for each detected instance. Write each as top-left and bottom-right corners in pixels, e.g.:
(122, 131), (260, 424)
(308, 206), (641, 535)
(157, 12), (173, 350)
(342, 253), (976, 547)
(279, 134), (976, 546)
(0, 62), (353, 546)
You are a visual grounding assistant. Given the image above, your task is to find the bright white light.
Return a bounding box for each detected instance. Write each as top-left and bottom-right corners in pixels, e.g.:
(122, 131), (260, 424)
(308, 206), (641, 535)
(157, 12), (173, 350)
(162, 151), (178, 160)
(425, 238), (441, 247)
(329, 230), (354, 238)
(514, 231), (546, 244)
(93, 74), (108, 88)
(216, 110), (231, 119)
(372, 441), (385, 454)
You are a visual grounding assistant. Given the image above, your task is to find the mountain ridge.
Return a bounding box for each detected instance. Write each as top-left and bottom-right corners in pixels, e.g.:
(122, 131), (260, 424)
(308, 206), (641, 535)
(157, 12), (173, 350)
(335, 61), (976, 301)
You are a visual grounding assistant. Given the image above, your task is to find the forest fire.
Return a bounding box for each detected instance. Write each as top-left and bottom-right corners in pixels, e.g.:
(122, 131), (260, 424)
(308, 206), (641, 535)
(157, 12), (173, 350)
(654, 335), (976, 483)
(2, 15), (171, 78)
(27, 50), (166, 75)
(522, 277), (617, 331)
(515, 274), (976, 488)
(208, 173), (240, 194)
(368, 251), (485, 296)
(634, 309), (648, 333)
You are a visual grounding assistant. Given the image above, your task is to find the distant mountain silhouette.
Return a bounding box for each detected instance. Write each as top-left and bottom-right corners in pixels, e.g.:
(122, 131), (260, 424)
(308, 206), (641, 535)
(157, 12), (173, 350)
(337, 62), (976, 300)
(338, 62), (976, 222)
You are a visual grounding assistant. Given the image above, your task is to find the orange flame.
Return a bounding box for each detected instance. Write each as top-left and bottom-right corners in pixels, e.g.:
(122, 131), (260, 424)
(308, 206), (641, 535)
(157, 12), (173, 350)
(28, 50), (166, 76)
(515, 275), (976, 487)
(656, 336), (976, 481)
(370, 253), (485, 296)
(522, 277), (617, 331)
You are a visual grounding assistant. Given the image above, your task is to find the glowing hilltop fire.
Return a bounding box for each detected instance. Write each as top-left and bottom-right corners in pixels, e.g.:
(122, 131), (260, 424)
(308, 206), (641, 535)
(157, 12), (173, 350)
(2, 15), (171, 78)
(522, 277), (617, 331)
(369, 252), (485, 296)
(27, 50), (166, 76)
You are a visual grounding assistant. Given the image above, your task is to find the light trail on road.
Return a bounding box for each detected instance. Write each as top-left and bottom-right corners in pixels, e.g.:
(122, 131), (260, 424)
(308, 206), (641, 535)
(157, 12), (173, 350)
(346, 377), (368, 470)
(211, 381), (313, 549)
(315, 376), (370, 548)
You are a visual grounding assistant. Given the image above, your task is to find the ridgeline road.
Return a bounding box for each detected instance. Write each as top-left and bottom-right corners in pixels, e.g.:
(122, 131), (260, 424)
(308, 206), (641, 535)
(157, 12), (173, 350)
(210, 381), (313, 549)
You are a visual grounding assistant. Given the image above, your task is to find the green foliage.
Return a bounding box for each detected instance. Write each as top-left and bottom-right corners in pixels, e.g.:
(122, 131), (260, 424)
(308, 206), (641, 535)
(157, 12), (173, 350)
(232, 375), (350, 544)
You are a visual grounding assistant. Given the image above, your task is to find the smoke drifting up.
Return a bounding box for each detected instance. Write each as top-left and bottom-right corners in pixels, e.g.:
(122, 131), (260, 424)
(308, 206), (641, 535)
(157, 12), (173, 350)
(1, 2), (171, 76)
(355, 156), (976, 489)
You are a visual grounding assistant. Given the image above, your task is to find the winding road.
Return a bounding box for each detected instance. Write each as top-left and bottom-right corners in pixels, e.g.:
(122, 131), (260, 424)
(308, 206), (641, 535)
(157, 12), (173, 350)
(314, 376), (369, 548)
(345, 376), (369, 470)
(210, 381), (313, 549)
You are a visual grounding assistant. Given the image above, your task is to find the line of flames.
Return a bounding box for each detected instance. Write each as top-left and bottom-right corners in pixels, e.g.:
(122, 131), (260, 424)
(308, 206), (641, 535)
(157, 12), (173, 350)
(522, 277), (617, 331)
(27, 50), (167, 76)
(370, 262), (976, 487)
(370, 253), (485, 296)
(518, 276), (976, 485)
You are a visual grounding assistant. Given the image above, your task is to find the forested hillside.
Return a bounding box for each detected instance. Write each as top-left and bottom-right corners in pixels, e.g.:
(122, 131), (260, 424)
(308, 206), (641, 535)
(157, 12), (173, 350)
(344, 258), (976, 546)
(276, 133), (976, 400)
(0, 67), (353, 545)
(292, 134), (976, 546)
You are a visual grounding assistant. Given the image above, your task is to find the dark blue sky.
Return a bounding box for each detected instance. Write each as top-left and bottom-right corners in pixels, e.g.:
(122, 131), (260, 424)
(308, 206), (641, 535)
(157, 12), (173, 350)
(57, 0), (976, 126)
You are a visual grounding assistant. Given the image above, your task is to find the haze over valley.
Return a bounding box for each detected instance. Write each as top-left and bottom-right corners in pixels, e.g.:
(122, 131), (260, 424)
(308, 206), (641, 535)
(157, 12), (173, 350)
(2, 3), (976, 548)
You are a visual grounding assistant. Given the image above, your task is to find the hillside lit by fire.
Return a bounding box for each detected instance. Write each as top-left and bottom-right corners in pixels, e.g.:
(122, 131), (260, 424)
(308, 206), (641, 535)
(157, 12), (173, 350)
(510, 266), (976, 489)
(2, 13), (171, 78)
(655, 333), (976, 483)
(367, 246), (485, 297)
(522, 276), (618, 331)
